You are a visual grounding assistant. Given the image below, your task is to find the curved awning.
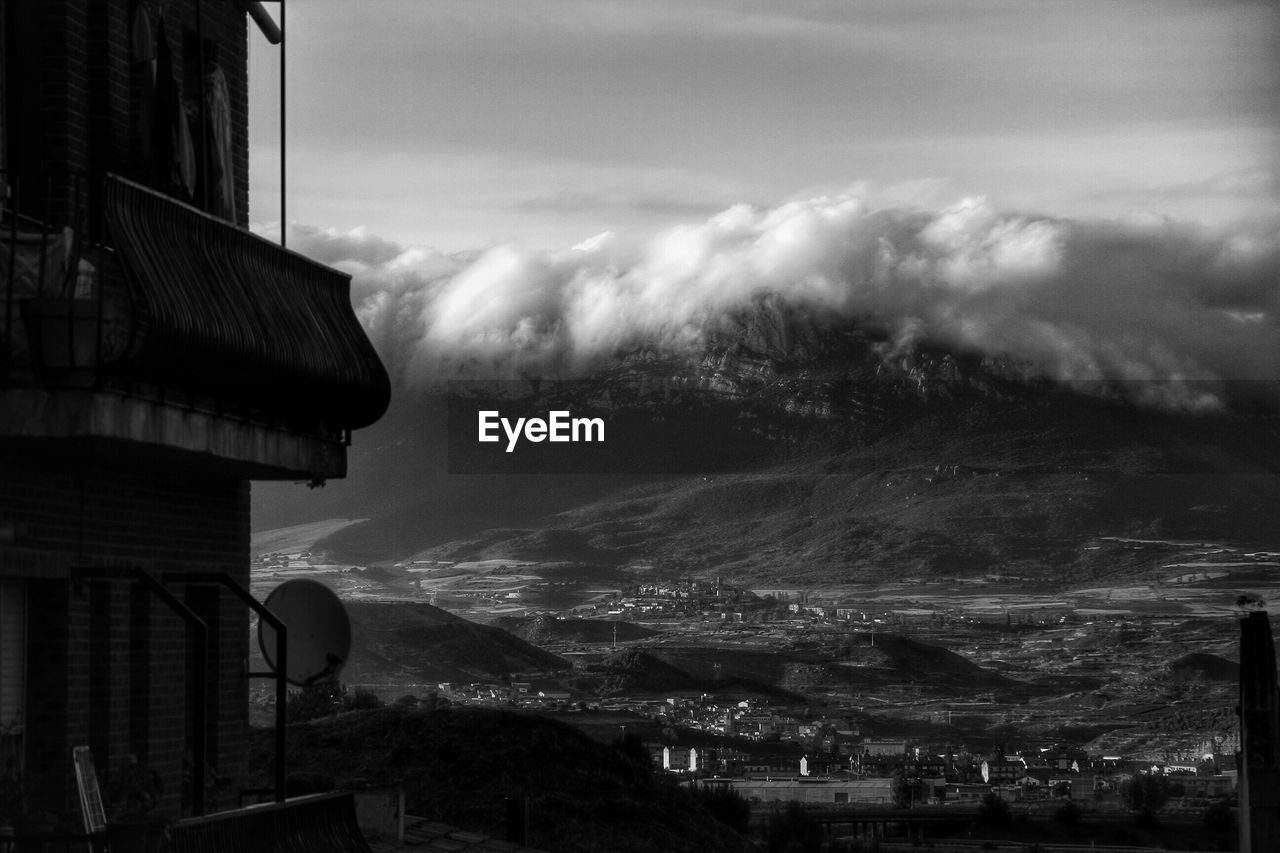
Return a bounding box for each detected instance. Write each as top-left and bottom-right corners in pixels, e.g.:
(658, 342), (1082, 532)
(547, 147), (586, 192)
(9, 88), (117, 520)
(102, 174), (390, 430)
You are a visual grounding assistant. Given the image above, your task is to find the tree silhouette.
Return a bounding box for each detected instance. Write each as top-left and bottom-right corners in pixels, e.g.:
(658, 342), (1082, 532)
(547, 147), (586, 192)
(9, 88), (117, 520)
(1118, 774), (1170, 813)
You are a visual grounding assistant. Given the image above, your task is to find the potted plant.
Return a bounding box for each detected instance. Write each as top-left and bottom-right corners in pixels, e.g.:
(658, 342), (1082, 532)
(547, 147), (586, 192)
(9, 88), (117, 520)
(106, 756), (169, 853)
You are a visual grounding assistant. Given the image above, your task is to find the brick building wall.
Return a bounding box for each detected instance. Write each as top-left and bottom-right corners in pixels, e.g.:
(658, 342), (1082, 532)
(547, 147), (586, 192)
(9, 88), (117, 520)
(0, 0), (347, 827)
(6, 0), (250, 226)
(0, 441), (251, 819)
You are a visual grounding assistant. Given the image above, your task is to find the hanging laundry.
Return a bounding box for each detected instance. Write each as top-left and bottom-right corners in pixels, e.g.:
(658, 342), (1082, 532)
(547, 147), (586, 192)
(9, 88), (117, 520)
(154, 16), (195, 200)
(131, 2), (157, 163)
(203, 61), (237, 222)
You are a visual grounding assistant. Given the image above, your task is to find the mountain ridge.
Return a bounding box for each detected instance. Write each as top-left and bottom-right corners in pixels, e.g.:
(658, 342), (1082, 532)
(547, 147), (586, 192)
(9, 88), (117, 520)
(254, 308), (1280, 588)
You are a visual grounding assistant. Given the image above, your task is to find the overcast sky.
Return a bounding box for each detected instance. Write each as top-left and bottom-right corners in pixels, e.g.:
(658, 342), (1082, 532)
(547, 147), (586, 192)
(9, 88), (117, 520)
(246, 1), (1279, 252)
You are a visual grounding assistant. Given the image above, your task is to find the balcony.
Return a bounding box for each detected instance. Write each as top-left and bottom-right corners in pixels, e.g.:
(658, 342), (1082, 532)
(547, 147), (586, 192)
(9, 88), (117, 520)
(0, 173), (390, 478)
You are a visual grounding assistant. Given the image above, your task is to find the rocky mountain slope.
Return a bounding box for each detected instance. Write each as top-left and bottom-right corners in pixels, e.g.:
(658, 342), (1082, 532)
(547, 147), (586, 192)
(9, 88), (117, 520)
(254, 304), (1280, 588)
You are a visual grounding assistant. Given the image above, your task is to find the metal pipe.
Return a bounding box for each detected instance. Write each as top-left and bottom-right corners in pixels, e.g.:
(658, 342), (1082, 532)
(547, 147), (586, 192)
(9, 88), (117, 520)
(280, 0), (286, 248)
(5, 174), (18, 374)
(245, 3), (282, 44)
(197, 0), (208, 212)
(241, 0), (287, 244)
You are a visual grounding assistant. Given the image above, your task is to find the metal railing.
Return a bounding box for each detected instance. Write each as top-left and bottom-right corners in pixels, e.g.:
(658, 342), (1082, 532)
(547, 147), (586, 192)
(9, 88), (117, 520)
(0, 172), (112, 383)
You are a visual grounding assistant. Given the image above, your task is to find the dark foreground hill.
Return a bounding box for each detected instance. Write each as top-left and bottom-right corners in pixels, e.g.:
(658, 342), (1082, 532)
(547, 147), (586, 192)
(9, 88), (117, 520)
(591, 648), (701, 695)
(1168, 652), (1240, 683)
(344, 602), (568, 685)
(649, 633), (1010, 695)
(250, 706), (746, 853)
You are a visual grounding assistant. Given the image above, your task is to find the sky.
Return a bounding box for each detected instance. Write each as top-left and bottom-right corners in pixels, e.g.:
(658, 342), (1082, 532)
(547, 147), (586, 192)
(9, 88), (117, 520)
(244, 1), (1280, 406)
(248, 0), (1280, 252)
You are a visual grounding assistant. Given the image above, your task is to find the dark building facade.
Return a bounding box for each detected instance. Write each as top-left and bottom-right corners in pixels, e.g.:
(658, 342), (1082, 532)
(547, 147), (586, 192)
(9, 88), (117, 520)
(1, 0), (388, 829)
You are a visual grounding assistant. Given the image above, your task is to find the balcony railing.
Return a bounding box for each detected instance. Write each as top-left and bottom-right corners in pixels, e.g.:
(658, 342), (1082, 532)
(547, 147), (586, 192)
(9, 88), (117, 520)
(1, 172), (390, 439)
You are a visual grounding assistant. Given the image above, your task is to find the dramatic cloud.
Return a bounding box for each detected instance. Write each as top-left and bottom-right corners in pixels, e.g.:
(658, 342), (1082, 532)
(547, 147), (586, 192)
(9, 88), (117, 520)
(295, 194), (1280, 410)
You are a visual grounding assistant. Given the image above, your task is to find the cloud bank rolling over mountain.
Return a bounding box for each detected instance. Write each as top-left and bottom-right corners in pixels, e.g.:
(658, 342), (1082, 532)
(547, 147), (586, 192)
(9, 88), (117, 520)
(285, 191), (1280, 411)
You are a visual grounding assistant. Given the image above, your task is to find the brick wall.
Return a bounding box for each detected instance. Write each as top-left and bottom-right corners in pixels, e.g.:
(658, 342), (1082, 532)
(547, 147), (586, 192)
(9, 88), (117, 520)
(8, 0), (250, 227)
(0, 440), (251, 820)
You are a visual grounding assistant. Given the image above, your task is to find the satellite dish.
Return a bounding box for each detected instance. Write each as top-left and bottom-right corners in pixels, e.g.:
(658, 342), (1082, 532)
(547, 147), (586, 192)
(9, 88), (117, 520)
(258, 578), (352, 686)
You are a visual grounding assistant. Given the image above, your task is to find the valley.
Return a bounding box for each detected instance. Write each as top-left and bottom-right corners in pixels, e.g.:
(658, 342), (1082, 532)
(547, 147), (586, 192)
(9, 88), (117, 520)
(249, 521), (1271, 768)
(246, 311), (1277, 842)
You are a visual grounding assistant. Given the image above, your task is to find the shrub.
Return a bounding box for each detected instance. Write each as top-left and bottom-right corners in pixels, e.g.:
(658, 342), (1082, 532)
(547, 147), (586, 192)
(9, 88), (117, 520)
(692, 784), (750, 834)
(610, 732), (653, 777)
(1053, 800), (1081, 826)
(1119, 774), (1170, 813)
(345, 687), (385, 711)
(286, 679), (345, 722)
(890, 769), (912, 809)
(286, 680), (385, 722)
(978, 791), (1012, 827)
(1202, 800), (1235, 833)
(766, 802), (823, 853)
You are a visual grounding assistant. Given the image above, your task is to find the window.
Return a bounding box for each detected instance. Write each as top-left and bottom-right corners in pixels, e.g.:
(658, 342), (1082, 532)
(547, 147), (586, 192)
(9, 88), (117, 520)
(834, 792), (849, 804)
(0, 579), (25, 769)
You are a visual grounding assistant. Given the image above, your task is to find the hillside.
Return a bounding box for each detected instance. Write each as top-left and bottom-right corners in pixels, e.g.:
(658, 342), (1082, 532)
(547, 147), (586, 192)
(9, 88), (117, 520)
(250, 601), (567, 688)
(249, 707), (746, 853)
(494, 615), (657, 645)
(249, 519), (366, 559)
(591, 648), (701, 696)
(791, 633), (1012, 692)
(647, 633), (1010, 695)
(1168, 653), (1240, 683)
(431, 394), (1280, 586)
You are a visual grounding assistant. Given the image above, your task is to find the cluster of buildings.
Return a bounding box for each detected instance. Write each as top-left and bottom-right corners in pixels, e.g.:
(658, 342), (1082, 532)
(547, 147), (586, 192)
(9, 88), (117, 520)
(586, 577), (1140, 630)
(431, 675), (1241, 814)
(651, 739), (1239, 809)
(601, 577), (771, 620)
